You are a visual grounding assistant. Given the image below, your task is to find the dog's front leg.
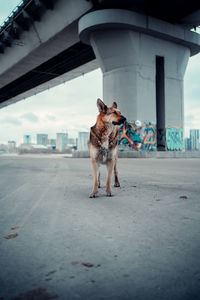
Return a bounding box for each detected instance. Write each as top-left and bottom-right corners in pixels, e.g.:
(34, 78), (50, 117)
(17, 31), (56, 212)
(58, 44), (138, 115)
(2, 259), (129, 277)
(106, 159), (115, 197)
(114, 159), (120, 187)
(90, 158), (99, 198)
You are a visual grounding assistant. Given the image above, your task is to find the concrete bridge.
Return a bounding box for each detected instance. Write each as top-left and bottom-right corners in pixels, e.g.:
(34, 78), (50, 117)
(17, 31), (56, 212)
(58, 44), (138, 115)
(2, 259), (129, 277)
(0, 0), (200, 150)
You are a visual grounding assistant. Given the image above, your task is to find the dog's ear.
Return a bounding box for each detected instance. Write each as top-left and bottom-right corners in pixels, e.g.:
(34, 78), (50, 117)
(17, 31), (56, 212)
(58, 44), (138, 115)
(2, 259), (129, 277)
(97, 98), (107, 113)
(112, 102), (117, 109)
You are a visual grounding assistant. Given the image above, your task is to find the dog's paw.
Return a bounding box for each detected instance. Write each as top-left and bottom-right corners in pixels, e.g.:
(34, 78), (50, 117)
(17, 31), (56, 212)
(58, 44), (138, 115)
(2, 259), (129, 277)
(89, 192), (98, 198)
(106, 192), (113, 197)
(114, 182), (120, 187)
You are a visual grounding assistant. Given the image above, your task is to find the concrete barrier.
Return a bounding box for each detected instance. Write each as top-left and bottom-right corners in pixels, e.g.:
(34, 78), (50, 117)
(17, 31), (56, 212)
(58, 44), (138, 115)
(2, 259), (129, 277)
(73, 150), (200, 158)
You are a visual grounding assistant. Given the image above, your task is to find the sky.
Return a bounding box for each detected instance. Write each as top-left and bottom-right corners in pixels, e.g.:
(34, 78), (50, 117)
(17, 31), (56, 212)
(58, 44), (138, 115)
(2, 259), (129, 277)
(0, 0), (200, 145)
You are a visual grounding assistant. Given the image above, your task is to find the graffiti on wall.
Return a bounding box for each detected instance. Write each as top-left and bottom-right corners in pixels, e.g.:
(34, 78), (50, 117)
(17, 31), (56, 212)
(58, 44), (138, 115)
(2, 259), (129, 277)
(119, 120), (157, 151)
(119, 121), (183, 151)
(119, 121), (184, 151)
(166, 126), (183, 151)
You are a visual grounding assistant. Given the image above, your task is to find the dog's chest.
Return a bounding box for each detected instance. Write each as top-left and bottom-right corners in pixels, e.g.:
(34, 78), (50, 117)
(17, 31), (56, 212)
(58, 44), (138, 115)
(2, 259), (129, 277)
(98, 136), (118, 164)
(101, 139), (109, 150)
(99, 138), (109, 163)
(98, 147), (110, 164)
(89, 125), (118, 163)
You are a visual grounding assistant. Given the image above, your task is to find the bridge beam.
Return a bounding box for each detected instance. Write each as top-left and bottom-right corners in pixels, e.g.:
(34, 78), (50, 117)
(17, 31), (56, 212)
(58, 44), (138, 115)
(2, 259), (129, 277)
(79, 9), (197, 150)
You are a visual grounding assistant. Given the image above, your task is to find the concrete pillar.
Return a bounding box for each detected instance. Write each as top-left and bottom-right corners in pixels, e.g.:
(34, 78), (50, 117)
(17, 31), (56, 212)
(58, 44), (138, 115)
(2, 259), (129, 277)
(90, 29), (155, 123)
(79, 9), (190, 150)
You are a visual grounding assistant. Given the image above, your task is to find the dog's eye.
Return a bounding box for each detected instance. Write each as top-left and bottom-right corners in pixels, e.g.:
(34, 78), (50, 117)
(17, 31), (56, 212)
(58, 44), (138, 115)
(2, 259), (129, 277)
(113, 111), (117, 115)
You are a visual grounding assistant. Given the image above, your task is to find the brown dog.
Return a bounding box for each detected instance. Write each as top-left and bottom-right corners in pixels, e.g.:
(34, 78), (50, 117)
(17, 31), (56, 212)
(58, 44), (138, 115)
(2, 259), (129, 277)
(88, 98), (126, 198)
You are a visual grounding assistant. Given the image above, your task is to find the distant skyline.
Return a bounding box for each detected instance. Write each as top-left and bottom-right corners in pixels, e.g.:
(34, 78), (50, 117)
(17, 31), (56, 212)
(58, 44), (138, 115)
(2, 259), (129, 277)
(0, 1), (200, 146)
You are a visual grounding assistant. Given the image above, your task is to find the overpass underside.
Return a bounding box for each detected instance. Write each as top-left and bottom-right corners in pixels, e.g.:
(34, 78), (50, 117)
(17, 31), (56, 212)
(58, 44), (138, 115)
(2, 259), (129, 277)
(0, 0), (200, 151)
(0, 41), (96, 105)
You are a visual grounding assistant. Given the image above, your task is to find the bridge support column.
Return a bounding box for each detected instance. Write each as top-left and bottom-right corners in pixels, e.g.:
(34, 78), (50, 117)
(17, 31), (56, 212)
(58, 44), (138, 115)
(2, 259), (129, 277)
(79, 9), (190, 150)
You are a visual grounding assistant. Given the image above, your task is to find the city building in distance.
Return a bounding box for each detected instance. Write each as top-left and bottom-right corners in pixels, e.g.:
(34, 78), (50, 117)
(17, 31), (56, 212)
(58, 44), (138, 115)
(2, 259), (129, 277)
(48, 139), (56, 149)
(185, 138), (191, 151)
(37, 134), (48, 146)
(67, 138), (78, 150)
(56, 133), (68, 151)
(8, 141), (16, 152)
(0, 144), (8, 154)
(190, 129), (200, 151)
(185, 129), (200, 151)
(78, 132), (89, 151)
(23, 135), (31, 144)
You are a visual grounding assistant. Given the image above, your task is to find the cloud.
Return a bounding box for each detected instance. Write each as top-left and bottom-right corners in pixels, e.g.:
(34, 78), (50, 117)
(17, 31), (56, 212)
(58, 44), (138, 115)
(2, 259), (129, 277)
(185, 114), (195, 123)
(46, 115), (56, 121)
(1, 117), (22, 126)
(185, 53), (200, 104)
(20, 112), (39, 123)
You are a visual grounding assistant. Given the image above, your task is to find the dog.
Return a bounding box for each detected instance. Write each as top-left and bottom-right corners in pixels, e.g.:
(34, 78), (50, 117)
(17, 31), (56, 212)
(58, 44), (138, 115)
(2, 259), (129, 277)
(88, 98), (126, 198)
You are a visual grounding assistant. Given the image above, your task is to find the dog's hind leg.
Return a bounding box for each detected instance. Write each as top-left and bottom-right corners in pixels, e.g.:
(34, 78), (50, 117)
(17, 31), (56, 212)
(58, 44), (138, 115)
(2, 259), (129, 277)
(98, 171), (101, 188)
(114, 160), (120, 187)
(106, 160), (115, 196)
(90, 159), (99, 198)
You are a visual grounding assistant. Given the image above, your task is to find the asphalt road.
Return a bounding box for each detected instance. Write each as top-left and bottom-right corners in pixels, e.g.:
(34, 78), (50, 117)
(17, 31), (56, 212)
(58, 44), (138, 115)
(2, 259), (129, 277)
(0, 155), (200, 300)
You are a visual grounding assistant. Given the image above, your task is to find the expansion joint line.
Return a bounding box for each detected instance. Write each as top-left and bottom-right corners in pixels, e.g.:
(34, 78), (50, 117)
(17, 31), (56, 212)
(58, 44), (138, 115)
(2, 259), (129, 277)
(32, 23), (42, 44)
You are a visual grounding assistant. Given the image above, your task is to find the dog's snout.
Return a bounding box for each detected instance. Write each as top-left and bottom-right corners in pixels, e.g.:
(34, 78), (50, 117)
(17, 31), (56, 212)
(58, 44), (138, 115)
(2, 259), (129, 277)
(112, 116), (126, 126)
(121, 116), (126, 123)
